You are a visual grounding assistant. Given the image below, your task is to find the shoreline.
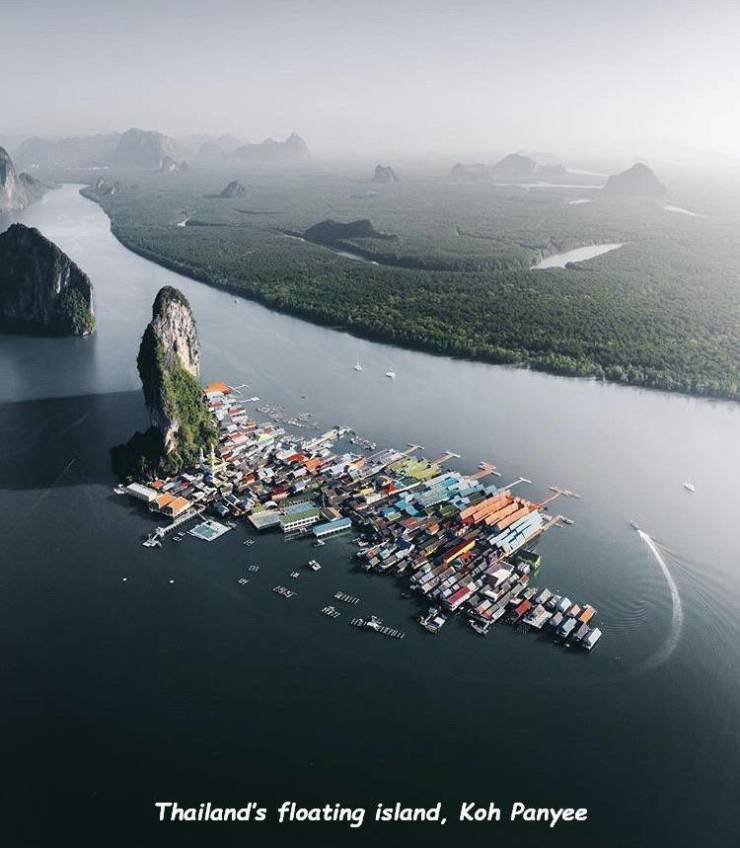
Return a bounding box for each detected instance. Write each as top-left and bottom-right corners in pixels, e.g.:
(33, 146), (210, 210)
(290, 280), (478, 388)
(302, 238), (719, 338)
(78, 186), (739, 405)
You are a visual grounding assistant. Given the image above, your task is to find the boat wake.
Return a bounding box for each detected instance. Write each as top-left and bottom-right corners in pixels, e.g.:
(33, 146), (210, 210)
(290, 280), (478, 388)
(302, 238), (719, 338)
(637, 530), (684, 672)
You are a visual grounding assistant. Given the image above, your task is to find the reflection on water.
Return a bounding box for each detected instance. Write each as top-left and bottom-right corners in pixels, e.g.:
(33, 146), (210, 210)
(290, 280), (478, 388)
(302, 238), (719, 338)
(1, 185), (738, 847)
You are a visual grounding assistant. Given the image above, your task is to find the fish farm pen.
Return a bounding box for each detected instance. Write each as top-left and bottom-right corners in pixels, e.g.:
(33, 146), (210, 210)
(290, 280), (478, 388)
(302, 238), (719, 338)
(116, 381), (602, 653)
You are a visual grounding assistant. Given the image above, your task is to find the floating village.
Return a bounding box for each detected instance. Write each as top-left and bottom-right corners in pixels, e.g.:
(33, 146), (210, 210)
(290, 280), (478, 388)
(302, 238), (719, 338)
(117, 381), (602, 652)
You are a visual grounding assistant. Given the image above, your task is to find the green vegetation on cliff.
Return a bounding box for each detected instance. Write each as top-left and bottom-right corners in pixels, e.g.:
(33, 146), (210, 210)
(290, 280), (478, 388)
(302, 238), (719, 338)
(55, 287), (96, 335)
(112, 285), (215, 481)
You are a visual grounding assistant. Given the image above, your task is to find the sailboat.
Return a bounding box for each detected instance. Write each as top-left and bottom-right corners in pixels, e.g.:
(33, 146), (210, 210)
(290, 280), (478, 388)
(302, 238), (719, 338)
(354, 359), (362, 372)
(683, 481), (696, 493)
(385, 366), (396, 379)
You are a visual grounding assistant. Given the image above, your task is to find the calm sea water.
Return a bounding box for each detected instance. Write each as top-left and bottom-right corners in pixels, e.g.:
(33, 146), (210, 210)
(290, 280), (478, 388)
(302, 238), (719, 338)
(1, 186), (738, 847)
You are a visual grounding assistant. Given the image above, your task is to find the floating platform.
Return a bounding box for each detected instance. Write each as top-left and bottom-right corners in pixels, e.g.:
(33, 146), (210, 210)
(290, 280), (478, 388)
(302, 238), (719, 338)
(188, 519), (230, 542)
(334, 591), (360, 606)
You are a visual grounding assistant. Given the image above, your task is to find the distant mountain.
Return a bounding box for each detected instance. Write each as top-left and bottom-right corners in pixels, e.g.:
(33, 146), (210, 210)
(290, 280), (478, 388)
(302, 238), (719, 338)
(233, 133), (309, 163)
(15, 133), (120, 169)
(219, 180), (247, 198)
(604, 163), (666, 196)
(372, 164), (400, 184)
(490, 153), (538, 180)
(452, 155), (574, 183)
(303, 218), (392, 244)
(0, 146), (29, 212)
(111, 128), (183, 170)
(0, 224), (95, 335)
(450, 163), (490, 179)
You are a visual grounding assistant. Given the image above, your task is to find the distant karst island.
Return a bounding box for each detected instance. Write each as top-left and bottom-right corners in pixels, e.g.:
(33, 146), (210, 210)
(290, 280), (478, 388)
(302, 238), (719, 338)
(233, 133), (309, 164)
(604, 163), (666, 196)
(302, 218), (395, 244)
(219, 180), (247, 198)
(372, 165), (400, 184)
(451, 153), (573, 183)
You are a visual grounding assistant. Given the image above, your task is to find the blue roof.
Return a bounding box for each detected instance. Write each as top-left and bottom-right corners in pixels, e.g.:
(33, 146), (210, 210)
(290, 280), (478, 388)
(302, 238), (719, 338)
(312, 517), (352, 534)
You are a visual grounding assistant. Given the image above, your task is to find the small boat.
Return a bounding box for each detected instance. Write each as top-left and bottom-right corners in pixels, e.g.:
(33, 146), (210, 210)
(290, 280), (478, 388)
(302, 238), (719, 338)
(629, 520), (640, 531)
(385, 369), (396, 379)
(354, 359), (363, 372)
(683, 481), (695, 493)
(313, 539), (326, 547)
(308, 559), (322, 571)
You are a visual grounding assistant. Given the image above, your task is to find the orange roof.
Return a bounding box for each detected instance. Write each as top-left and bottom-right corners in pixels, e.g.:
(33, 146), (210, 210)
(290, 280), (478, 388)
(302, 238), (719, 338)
(167, 496), (191, 515)
(205, 381), (231, 395)
(156, 493), (175, 508)
(304, 458), (323, 472)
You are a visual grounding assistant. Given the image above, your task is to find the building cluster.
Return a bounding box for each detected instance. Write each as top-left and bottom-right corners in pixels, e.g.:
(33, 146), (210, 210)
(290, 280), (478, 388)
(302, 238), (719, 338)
(124, 382), (601, 650)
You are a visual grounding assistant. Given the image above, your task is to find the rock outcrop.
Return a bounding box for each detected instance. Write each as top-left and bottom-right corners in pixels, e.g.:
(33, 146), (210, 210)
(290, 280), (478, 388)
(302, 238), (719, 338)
(604, 163), (666, 196)
(372, 164), (400, 184)
(136, 286), (209, 454)
(160, 155), (187, 174)
(0, 224), (95, 335)
(303, 218), (392, 244)
(490, 153), (538, 180)
(233, 132), (309, 163)
(112, 128), (183, 170)
(219, 180), (247, 198)
(0, 146), (29, 212)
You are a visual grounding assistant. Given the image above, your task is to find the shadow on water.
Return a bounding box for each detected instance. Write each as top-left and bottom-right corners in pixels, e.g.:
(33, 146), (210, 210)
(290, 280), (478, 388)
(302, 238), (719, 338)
(0, 390), (147, 489)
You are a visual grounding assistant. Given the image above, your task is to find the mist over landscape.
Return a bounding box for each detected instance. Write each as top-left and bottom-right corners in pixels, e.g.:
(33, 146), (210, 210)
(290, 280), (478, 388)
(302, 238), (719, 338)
(3, 0), (740, 167)
(2, 3), (739, 848)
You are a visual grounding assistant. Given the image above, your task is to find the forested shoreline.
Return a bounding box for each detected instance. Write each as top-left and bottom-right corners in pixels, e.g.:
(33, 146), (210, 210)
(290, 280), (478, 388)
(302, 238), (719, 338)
(80, 176), (740, 403)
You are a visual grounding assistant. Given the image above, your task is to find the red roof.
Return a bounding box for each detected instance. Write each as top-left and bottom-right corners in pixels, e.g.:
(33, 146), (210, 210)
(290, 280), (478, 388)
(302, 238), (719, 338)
(514, 600), (532, 617)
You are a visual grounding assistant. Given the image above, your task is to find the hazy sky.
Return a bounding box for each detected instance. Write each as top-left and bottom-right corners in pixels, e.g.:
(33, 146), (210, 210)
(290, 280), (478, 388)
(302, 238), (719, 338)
(4, 0), (740, 158)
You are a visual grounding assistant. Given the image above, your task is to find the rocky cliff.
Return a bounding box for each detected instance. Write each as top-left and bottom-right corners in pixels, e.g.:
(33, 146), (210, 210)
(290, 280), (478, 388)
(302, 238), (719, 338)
(160, 155), (188, 174)
(604, 163), (666, 196)
(303, 218), (392, 243)
(112, 128), (183, 169)
(0, 224), (95, 335)
(219, 180), (247, 198)
(136, 286), (213, 457)
(490, 153), (538, 180)
(372, 164), (400, 184)
(233, 132), (309, 163)
(0, 146), (28, 212)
